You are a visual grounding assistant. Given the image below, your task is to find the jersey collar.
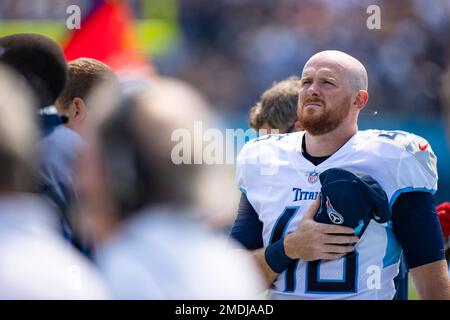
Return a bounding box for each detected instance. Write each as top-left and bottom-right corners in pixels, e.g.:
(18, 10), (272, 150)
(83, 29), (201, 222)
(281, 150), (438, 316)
(289, 131), (359, 171)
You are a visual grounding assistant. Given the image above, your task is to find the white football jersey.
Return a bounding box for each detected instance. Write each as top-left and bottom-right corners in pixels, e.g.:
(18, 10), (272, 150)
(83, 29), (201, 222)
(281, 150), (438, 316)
(236, 130), (438, 300)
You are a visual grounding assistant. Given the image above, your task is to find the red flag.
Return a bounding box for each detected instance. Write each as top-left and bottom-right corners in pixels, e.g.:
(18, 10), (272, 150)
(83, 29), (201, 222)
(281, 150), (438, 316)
(62, 0), (155, 77)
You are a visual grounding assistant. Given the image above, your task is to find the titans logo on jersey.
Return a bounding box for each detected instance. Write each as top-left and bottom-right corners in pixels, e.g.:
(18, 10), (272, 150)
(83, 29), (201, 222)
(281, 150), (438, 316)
(236, 130), (437, 299)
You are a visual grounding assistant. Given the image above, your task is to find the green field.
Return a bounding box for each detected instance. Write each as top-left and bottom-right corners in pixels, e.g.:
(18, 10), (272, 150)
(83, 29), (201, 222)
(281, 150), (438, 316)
(408, 278), (420, 300)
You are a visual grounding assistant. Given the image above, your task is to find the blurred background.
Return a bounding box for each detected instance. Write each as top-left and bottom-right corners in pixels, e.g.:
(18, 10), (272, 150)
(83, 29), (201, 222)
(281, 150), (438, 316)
(0, 0), (449, 200)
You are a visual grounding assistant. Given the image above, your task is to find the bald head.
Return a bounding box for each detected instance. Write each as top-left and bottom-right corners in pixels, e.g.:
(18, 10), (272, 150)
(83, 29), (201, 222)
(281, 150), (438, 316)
(298, 51), (370, 136)
(303, 50), (368, 92)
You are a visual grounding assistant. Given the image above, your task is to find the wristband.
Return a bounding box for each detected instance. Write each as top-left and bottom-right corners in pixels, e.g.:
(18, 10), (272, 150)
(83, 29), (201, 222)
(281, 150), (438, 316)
(264, 237), (294, 273)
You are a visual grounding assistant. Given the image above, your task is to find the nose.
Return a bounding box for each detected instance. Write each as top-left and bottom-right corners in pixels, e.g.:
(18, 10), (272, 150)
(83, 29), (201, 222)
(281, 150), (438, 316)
(299, 83), (320, 104)
(306, 81), (320, 97)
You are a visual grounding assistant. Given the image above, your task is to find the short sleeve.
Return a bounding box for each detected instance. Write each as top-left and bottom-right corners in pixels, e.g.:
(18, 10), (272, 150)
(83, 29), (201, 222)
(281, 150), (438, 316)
(390, 133), (438, 205)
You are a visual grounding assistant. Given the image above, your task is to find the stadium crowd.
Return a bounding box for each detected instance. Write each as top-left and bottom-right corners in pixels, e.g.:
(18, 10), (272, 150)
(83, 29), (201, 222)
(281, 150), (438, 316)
(160, 0), (450, 116)
(1, 0), (449, 115)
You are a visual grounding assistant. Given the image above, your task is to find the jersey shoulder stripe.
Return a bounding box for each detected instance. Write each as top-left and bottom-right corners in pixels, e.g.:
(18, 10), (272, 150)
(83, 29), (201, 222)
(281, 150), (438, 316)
(358, 129), (437, 181)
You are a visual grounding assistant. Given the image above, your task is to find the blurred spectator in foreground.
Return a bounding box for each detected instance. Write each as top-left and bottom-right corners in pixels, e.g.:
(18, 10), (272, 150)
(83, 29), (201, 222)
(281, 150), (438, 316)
(0, 34), (121, 258)
(0, 33), (67, 136)
(248, 76), (303, 135)
(76, 78), (264, 299)
(0, 65), (109, 299)
(0, 33), (82, 246)
(146, 78), (238, 231)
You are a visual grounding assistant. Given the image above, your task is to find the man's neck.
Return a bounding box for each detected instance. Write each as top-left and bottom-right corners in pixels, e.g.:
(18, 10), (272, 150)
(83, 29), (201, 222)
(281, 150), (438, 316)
(304, 125), (357, 157)
(64, 123), (83, 137)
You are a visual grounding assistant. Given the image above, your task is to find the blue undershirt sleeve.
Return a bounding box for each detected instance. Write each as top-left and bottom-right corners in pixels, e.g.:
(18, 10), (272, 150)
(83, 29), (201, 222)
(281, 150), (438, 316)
(230, 193), (264, 250)
(391, 191), (445, 269)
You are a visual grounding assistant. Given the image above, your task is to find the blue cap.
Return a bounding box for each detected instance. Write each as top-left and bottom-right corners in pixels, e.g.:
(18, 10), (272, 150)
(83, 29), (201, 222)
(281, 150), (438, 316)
(315, 168), (391, 237)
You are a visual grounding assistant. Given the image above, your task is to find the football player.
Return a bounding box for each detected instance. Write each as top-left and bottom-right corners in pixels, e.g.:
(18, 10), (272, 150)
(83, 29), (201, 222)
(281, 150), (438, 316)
(231, 50), (450, 299)
(248, 76), (303, 135)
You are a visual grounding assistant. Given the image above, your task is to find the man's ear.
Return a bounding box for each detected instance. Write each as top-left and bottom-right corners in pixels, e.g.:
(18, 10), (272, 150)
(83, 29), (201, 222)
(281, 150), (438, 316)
(72, 97), (87, 124)
(354, 90), (369, 111)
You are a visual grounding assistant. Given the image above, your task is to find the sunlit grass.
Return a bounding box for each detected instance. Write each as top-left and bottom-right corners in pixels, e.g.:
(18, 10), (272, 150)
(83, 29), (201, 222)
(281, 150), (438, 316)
(408, 277), (420, 300)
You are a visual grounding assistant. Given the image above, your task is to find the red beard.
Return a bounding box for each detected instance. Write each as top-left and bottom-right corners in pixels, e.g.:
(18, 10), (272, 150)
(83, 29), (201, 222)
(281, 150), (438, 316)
(298, 96), (351, 136)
